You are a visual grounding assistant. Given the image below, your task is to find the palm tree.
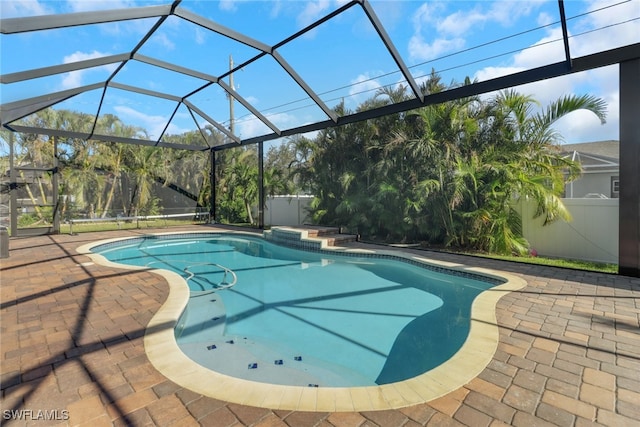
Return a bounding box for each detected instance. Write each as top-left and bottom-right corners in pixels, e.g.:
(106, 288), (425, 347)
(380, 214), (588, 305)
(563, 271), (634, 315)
(213, 146), (259, 225)
(10, 109), (60, 223)
(123, 144), (170, 216)
(300, 75), (607, 255)
(448, 90), (606, 254)
(91, 115), (149, 217)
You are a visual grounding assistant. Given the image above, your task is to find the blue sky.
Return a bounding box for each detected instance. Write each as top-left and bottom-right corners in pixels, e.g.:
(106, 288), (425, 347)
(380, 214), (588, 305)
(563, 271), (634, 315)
(1, 0), (638, 145)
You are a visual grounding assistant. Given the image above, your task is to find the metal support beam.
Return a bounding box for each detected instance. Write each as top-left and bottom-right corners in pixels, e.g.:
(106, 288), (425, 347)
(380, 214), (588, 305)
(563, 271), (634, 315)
(184, 100), (240, 145)
(174, 7), (271, 53)
(217, 80), (282, 136)
(618, 58), (640, 277)
(210, 149), (216, 222)
(0, 5), (173, 33)
(108, 81), (182, 102)
(360, 0), (423, 102)
(9, 132), (17, 237)
(0, 53), (130, 84)
(272, 51), (338, 123)
(156, 103), (182, 145)
(258, 142), (264, 229)
(558, 0), (572, 68)
(52, 136), (60, 234)
(216, 43), (640, 151)
(133, 54), (218, 82)
(1, 82), (105, 126)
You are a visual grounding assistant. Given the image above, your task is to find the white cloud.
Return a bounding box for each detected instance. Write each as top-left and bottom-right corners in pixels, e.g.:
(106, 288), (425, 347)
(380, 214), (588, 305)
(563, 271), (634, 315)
(64, 0), (161, 37)
(218, 0), (238, 12)
(474, 66), (525, 82)
(407, 1), (544, 63)
(436, 7), (487, 37)
(295, 0), (352, 28)
(235, 114), (279, 139)
(63, 50), (112, 64)
(408, 35), (466, 62)
(345, 73), (383, 108)
(411, 2), (446, 32)
(61, 71), (85, 90)
(485, 1), (542, 27)
(297, 0), (331, 28)
(244, 96), (260, 106)
(113, 105), (192, 140)
(269, 0), (284, 18)
(569, 0), (640, 57)
(291, 0), (357, 39)
(537, 11), (554, 27)
(470, 0), (637, 144)
(368, 1), (405, 32)
(152, 32), (175, 50)
(194, 27), (206, 45)
(0, 0), (52, 17)
(512, 27), (566, 69)
(267, 111), (299, 129)
(60, 50), (118, 89)
(233, 110), (317, 140)
(66, 0), (137, 13)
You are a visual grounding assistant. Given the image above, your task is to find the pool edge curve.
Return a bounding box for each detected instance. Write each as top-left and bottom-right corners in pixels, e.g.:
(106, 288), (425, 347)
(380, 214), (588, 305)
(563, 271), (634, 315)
(76, 230), (527, 412)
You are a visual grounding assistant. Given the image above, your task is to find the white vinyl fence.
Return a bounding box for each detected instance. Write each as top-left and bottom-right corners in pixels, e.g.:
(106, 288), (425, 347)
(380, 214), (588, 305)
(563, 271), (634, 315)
(264, 195), (313, 226)
(516, 198), (618, 264)
(265, 195), (619, 264)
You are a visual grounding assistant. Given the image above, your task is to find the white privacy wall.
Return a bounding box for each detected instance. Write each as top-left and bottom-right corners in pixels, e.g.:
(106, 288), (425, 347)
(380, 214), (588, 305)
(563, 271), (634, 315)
(264, 195), (619, 264)
(264, 195), (313, 226)
(517, 198), (619, 264)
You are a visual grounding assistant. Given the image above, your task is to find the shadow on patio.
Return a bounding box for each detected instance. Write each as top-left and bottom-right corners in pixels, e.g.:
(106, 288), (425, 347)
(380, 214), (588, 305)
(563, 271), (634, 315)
(1, 226), (639, 426)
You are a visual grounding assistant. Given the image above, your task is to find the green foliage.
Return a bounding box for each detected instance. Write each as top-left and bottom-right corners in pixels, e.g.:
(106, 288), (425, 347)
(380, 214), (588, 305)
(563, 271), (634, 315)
(298, 76), (607, 255)
(6, 72), (607, 258)
(9, 110), (212, 221)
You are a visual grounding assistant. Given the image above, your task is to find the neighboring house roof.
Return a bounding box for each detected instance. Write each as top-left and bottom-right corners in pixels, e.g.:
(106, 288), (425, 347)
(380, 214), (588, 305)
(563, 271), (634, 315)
(561, 140), (619, 159)
(559, 140), (619, 171)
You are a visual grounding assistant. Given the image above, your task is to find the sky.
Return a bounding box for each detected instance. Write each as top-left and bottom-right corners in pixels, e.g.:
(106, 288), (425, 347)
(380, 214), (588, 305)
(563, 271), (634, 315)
(1, 0), (638, 145)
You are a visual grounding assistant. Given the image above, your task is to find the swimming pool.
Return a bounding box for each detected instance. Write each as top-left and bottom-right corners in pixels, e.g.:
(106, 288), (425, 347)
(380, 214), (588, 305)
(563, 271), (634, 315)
(79, 230), (526, 410)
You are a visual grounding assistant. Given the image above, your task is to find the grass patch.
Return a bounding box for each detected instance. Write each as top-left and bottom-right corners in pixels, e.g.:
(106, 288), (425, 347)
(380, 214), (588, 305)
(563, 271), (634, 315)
(460, 251), (618, 274)
(362, 238), (618, 274)
(60, 219), (207, 234)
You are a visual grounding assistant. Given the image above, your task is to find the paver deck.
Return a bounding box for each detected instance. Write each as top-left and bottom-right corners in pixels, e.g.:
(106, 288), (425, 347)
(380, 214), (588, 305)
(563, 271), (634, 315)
(1, 226), (639, 426)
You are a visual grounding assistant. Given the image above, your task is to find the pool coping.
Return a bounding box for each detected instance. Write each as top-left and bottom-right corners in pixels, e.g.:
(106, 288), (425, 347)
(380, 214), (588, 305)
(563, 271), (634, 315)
(76, 230), (527, 412)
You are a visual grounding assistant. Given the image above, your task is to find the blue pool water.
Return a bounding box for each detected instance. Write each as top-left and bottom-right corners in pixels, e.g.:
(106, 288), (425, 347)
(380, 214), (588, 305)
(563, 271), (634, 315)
(95, 234), (500, 387)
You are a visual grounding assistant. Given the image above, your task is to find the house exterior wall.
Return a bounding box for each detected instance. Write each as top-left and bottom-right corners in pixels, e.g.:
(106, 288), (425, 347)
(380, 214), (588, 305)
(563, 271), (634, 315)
(517, 198), (618, 264)
(565, 172), (618, 198)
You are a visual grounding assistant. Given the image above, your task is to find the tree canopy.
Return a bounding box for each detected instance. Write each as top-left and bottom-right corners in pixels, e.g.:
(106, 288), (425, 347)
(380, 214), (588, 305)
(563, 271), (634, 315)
(1, 71), (606, 255)
(292, 74), (606, 255)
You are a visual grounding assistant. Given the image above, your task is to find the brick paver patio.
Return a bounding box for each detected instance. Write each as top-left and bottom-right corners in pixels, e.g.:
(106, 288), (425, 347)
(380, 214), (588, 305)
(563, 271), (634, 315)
(1, 226), (639, 426)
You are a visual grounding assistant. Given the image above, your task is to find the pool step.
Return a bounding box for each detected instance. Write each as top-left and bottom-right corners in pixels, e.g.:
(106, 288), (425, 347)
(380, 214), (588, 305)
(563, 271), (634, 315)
(264, 226), (357, 249)
(288, 226), (357, 246)
(322, 233), (358, 247)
